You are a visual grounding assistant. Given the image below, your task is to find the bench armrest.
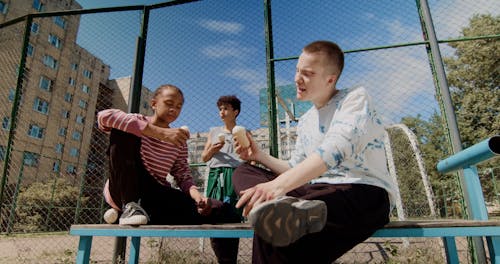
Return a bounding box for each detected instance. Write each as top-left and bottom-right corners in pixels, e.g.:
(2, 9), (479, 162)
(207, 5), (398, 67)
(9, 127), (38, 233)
(437, 135), (499, 173)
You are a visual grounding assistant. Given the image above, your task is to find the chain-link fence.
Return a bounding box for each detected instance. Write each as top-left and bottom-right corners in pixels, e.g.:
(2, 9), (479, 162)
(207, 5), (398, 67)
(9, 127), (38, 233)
(0, 0), (498, 263)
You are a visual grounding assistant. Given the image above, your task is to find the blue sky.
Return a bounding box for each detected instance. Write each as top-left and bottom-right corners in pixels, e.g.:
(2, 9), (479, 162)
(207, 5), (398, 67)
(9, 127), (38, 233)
(75, 0), (499, 133)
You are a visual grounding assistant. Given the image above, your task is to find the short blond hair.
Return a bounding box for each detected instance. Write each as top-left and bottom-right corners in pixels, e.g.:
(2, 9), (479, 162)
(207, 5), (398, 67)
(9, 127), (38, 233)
(303, 40), (344, 78)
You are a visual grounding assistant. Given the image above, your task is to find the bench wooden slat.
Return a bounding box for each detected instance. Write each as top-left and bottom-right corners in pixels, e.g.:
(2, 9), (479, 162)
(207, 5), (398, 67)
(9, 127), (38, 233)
(383, 219), (500, 228)
(70, 220), (500, 238)
(70, 219), (500, 232)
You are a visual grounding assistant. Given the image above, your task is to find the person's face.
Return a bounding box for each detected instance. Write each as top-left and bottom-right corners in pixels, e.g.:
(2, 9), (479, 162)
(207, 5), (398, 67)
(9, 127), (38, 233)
(218, 104), (238, 123)
(295, 51), (337, 108)
(151, 88), (184, 124)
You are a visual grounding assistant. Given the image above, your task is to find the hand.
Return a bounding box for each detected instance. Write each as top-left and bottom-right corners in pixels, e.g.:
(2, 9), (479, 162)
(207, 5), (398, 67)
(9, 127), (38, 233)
(189, 188), (211, 216)
(235, 180), (285, 217)
(158, 128), (190, 147)
(143, 123), (190, 147)
(196, 197), (212, 216)
(234, 132), (259, 162)
(209, 142), (224, 154)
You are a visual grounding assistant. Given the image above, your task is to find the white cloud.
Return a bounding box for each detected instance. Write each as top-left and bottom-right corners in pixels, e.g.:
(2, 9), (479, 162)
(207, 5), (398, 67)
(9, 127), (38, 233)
(352, 49), (434, 123)
(342, 14), (437, 123)
(224, 67), (267, 95)
(201, 40), (253, 59)
(431, 0), (500, 38)
(199, 19), (244, 34)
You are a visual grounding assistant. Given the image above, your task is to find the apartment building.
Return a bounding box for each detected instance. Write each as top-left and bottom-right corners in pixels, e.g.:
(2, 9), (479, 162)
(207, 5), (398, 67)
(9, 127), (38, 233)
(0, 0), (111, 185)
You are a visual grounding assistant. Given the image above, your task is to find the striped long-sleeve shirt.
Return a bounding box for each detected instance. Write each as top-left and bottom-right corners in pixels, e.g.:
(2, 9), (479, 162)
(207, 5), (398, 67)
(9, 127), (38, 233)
(97, 109), (195, 194)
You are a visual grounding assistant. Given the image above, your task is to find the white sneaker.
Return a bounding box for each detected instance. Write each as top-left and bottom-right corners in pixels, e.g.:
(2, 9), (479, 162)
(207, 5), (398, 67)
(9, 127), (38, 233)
(248, 196), (327, 247)
(119, 202), (149, 226)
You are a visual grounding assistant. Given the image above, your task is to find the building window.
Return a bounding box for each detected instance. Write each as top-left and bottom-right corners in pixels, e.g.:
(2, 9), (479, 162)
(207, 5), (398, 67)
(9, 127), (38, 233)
(39, 76), (52, 91)
(55, 143), (64, 154)
(48, 34), (62, 49)
(32, 0), (43, 11)
(43, 55), (58, 69)
(8, 89), (15, 101)
(31, 23), (39, 34)
(61, 110), (70, 119)
(2, 117), (9, 130)
(64, 93), (72, 102)
(83, 69), (92, 79)
(28, 124), (44, 139)
(71, 63), (78, 70)
(69, 148), (79, 157)
(53, 160), (60, 172)
(53, 16), (66, 29)
(33, 97), (49, 114)
(78, 99), (87, 109)
(72, 131), (81, 141)
(23, 151), (39, 167)
(76, 115), (84, 124)
(81, 84), (90, 93)
(0, 2), (8, 14)
(66, 164), (76, 174)
(58, 127), (67, 136)
(27, 43), (34, 56)
(68, 77), (75, 86)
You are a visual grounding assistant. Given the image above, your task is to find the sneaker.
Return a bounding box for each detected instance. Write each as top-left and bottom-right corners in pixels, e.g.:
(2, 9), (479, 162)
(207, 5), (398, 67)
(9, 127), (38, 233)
(119, 202), (149, 226)
(248, 196), (327, 247)
(103, 208), (119, 224)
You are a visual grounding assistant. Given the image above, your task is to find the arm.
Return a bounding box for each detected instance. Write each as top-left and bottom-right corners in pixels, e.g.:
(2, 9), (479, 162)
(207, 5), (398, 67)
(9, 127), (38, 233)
(236, 153), (327, 216)
(97, 109), (146, 136)
(142, 122), (189, 147)
(97, 109), (188, 147)
(169, 145), (212, 215)
(200, 131), (224, 162)
(235, 132), (291, 174)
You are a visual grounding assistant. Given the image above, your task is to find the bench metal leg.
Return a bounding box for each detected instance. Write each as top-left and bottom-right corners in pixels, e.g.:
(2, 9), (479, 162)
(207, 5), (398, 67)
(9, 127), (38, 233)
(443, 236), (459, 264)
(113, 237), (127, 263)
(129, 237), (141, 264)
(76, 235), (93, 264)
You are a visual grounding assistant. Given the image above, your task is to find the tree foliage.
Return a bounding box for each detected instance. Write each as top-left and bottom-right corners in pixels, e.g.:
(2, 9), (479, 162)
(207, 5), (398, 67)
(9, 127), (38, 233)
(14, 178), (86, 232)
(401, 14), (499, 216)
(444, 14), (499, 148)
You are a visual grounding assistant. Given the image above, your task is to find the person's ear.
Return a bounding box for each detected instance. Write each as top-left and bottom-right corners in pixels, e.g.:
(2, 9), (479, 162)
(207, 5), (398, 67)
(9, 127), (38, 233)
(151, 99), (157, 110)
(235, 109), (240, 117)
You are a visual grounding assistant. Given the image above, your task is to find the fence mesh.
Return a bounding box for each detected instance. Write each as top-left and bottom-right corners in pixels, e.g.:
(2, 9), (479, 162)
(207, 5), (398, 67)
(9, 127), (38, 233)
(0, 0), (498, 263)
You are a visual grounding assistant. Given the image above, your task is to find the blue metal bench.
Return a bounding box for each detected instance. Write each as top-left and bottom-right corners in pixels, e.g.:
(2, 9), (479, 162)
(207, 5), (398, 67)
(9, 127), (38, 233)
(70, 135), (500, 264)
(70, 220), (500, 264)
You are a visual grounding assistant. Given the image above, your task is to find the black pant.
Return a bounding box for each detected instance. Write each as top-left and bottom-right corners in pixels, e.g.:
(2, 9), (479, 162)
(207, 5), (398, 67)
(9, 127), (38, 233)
(107, 129), (204, 224)
(107, 129), (240, 263)
(232, 163), (391, 264)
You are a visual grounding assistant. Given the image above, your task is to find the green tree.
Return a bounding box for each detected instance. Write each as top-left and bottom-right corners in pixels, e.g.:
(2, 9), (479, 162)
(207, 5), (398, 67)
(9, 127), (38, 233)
(14, 178), (86, 232)
(444, 14), (499, 149)
(402, 14), (499, 215)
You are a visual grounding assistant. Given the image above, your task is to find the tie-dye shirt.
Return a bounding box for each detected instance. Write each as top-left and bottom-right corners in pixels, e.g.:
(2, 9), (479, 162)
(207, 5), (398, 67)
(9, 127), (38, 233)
(288, 87), (397, 207)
